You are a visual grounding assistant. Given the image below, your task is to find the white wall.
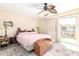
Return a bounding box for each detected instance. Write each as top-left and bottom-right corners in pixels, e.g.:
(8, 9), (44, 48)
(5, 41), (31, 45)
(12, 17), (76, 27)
(0, 8), (38, 37)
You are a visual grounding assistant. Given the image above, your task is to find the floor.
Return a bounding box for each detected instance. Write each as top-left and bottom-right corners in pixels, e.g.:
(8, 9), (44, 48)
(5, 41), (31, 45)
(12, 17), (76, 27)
(0, 43), (79, 56)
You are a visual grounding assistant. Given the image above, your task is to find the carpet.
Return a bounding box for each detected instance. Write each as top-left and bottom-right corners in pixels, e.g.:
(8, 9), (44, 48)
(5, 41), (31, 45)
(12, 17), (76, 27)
(0, 43), (79, 56)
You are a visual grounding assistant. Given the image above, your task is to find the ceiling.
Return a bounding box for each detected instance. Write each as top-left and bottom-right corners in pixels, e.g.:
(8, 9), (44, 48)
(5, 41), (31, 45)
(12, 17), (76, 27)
(0, 2), (79, 17)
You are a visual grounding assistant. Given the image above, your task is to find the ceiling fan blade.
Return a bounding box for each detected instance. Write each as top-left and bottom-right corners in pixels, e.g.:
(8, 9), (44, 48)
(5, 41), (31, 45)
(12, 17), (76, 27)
(47, 5), (55, 10)
(49, 9), (57, 13)
(36, 10), (44, 15)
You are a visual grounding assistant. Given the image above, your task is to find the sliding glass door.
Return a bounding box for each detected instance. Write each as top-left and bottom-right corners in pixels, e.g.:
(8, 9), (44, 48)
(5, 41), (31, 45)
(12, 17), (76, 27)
(60, 17), (76, 39)
(58, 17), (79, 51)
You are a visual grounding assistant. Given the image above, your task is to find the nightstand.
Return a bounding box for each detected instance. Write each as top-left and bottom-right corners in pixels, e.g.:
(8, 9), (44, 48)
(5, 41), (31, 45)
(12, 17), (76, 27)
(9, 37), (17, 44)
(0, 36), (9, 47)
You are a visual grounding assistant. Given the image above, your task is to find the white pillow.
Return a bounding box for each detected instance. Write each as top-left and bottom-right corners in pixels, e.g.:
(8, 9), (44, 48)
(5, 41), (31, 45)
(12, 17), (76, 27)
(19, 32), (38, 35)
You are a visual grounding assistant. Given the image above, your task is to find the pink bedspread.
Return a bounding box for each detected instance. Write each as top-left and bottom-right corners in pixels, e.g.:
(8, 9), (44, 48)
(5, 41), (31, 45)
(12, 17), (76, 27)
(17, 32), (52, 51)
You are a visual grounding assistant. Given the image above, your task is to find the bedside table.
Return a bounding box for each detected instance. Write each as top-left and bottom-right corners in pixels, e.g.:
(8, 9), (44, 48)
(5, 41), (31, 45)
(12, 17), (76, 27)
(0, 36), (9, 47)
(9, 37), (17, 44)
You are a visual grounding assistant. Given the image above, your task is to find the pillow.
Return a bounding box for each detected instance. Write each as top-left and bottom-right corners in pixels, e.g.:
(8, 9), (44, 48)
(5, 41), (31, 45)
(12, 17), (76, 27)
(19, 32), (38, 35)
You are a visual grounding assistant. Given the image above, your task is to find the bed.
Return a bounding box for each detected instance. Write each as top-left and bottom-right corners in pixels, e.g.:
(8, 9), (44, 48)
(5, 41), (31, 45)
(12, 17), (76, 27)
(16, 28), (52, 51)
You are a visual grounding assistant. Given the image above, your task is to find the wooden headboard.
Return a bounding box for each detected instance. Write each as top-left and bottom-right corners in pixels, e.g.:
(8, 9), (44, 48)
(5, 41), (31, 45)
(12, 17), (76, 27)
(16, 27), (35, 35)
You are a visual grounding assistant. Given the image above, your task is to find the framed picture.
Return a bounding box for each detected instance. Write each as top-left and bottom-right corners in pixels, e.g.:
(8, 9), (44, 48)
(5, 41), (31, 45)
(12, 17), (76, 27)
(4, 21), (13, 27)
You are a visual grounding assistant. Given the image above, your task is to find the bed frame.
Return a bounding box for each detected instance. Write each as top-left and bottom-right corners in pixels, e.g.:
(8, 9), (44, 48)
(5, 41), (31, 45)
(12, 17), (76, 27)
(16, 27), (35, 35)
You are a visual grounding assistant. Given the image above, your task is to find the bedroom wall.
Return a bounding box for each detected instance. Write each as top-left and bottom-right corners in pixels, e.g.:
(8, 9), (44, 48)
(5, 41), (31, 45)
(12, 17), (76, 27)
(0, 8), (38, 37)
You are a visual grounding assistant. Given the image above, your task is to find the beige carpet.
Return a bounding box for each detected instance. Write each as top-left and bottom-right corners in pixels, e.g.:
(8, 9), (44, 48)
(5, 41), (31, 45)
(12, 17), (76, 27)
(0, 43), (79, 56)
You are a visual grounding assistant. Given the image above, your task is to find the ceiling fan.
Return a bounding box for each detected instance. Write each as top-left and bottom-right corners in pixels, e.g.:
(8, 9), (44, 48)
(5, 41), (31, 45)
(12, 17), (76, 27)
(37, 3), (57, 15)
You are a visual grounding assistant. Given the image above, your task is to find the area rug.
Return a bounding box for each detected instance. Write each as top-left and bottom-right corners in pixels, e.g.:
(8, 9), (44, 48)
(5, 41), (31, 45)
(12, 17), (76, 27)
(0, 43), (79, 56)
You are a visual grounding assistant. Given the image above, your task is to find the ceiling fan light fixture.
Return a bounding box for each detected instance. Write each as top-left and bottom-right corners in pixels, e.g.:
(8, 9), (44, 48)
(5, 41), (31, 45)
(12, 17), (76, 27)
(44, 11), (49, 16)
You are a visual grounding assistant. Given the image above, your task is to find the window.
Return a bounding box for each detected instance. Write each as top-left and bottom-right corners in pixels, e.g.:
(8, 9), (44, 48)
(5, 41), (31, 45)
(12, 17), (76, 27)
(59, 17), (76, 39)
